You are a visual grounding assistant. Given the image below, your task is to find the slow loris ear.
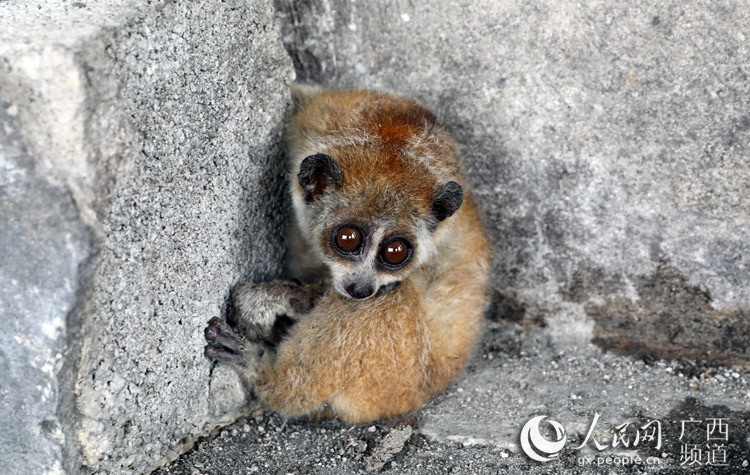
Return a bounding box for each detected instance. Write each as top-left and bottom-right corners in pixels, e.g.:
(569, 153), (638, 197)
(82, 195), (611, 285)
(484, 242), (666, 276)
(431, 181), (463, 222)
(298, 153), (343, 201)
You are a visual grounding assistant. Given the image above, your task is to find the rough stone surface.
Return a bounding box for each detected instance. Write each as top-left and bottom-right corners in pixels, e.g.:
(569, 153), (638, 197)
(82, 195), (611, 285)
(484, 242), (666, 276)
(0, 0), (293, 473)
(0, 103), (93, 475)
(565, 263), (750, 365)
(275, 0), (750, 362)
(365, 424), (413, 472)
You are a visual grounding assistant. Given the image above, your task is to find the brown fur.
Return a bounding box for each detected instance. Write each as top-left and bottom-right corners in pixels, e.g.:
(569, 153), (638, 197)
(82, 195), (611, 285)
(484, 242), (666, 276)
(207, 87), (491, 424)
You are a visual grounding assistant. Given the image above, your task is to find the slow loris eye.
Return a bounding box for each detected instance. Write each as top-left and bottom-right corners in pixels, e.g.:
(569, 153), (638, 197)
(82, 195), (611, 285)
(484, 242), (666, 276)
(380, 238), (412, 268)
(335, 225), (363, 253)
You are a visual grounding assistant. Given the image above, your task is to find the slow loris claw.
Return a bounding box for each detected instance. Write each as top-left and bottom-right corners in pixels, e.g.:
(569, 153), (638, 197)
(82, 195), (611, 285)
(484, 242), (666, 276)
(204, 317), (246, 363)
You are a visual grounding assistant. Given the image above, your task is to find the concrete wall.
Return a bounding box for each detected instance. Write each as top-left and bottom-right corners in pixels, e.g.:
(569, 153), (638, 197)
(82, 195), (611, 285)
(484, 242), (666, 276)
(276, 0), (750, 363)
(1, 0), (748, 473)
(1, 1), (293, 473)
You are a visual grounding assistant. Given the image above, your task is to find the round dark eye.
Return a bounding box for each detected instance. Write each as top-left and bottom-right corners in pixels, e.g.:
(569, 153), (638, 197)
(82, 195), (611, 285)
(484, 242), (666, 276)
(335, 226), (363, 253)
(381, 238), (411, 267)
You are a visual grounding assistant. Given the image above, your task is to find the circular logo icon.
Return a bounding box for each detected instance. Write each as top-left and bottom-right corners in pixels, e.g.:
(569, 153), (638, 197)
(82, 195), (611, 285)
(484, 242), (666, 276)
(520, 415), (567, 462)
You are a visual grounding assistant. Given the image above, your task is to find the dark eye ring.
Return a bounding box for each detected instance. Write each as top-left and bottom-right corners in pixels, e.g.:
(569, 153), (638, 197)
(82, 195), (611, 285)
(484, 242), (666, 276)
(332, 224), (364, 255)
(379, 237), (412, 269)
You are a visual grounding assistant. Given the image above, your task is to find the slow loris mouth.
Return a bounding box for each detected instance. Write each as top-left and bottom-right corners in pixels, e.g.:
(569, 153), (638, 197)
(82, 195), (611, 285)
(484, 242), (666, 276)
(377, 281), (401, 295)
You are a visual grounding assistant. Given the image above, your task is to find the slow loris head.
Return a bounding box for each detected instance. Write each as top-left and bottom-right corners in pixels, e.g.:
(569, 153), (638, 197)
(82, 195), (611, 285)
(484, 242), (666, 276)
(287, 88), (466, 300)
(291, 144), (463, 300)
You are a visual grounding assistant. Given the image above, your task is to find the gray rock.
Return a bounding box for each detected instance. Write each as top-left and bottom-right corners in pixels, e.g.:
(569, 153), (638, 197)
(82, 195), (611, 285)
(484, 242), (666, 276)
(275, 0), (750, 362)
(0, 101), (92, 475)
(365, 425), (413, 472)
(0, 0), (293, 473)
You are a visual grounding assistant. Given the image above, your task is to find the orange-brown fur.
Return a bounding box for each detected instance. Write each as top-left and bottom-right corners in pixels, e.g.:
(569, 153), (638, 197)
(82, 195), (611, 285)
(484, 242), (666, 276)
(211, 87), (491, 424)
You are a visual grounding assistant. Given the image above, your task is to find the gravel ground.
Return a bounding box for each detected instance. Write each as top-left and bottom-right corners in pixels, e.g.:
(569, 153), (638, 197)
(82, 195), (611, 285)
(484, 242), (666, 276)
(156, 315), (750, 475)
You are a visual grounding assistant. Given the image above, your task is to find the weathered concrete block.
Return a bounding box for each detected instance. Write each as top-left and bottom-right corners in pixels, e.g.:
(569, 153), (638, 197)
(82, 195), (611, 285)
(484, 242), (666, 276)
(275, 0), (750, 363)
(1, 101), (93, 475)
(1, 0), (293, 473)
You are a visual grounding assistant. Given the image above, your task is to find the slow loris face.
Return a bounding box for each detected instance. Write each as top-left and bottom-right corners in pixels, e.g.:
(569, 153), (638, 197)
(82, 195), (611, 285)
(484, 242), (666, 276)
(293, 150), (463, 300)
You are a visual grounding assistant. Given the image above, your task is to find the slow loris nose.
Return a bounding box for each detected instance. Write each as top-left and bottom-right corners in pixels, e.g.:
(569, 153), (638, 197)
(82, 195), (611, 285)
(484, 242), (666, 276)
(345, 282), (375, 299)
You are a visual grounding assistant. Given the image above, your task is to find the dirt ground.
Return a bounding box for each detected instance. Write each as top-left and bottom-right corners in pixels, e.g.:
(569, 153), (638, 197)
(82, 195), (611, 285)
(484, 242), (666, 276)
(156, 317), (750, 474)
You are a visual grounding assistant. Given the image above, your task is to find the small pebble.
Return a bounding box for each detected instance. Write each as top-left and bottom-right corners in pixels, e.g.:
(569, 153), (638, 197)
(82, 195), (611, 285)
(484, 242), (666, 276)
(242, 424), (251, 433)
(368, 426), (376, 433)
